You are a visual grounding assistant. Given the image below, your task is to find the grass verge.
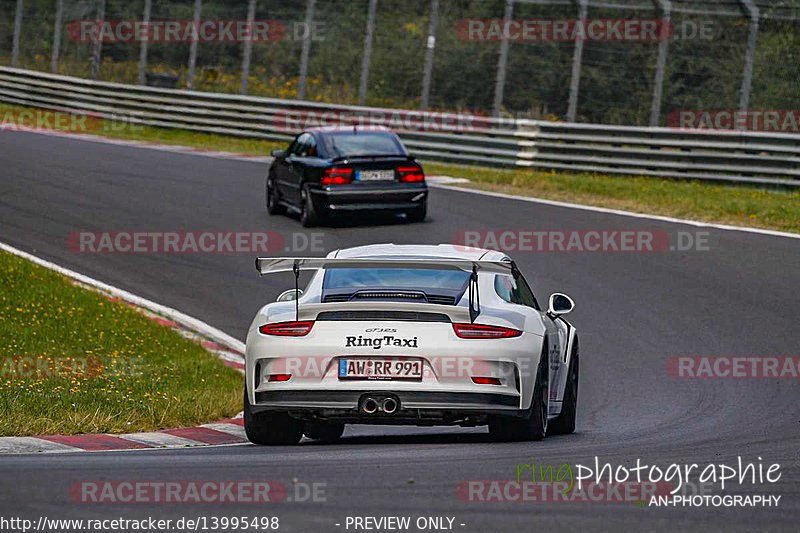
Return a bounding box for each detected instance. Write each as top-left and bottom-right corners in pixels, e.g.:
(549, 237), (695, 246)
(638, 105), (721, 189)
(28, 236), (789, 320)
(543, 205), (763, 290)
(2, 102), (797, 234)
(0, 250), (243, 437)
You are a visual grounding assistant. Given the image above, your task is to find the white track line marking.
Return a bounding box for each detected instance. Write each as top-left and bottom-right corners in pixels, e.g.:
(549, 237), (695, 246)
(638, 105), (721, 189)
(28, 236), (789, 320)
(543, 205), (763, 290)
(429, 182), (800, 240)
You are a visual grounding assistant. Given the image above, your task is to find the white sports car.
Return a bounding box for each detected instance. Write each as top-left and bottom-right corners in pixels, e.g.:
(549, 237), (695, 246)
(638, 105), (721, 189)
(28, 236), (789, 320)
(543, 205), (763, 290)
(244, 244), (579, 444)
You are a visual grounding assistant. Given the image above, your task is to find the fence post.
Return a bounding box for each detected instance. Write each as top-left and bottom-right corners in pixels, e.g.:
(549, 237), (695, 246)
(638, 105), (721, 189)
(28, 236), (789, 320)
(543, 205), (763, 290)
(358, 0), (378, 105)
(297, 0), (316, 100)
(137, 0), (152, 85)
(420, 0), (439, 111)
(51, 0), (63, 73)
(240, 0), (257, 94)
(90, 0), (106, 80)
(738, 0), (759, 112)
(186, 0), (202, 89)
(11, 0), (23, 68)
(491, 0), (514, 118)
(566, 0), (587, 122)
(650, 0), (671, 126)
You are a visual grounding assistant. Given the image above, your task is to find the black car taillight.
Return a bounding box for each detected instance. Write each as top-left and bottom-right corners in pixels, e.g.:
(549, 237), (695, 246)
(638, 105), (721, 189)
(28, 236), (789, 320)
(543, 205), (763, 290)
(397, 164), (425, 182)
(259, 321), (315, 336)
(321, 167), (353, 185)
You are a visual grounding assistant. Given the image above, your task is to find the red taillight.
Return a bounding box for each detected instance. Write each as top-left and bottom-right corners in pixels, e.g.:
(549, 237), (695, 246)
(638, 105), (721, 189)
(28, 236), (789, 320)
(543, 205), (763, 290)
(472, 376), (502, 385)
(321, 167), (353, 185)
(452, 323), (522, 339)
(259, 321), (314, 336)
(397, 165), (425, 182)
(268, 373), (292, 382)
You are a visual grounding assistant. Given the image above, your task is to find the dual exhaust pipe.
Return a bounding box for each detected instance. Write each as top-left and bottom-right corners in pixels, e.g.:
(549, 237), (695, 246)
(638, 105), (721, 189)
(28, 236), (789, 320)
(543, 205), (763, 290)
(361, 395), (399, 415)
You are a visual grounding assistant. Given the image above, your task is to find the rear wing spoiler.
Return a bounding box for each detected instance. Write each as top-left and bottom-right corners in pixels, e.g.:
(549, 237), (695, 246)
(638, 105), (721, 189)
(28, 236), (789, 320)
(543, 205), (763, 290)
(255, 257), (513, 276)
(254, 257), (515, 322)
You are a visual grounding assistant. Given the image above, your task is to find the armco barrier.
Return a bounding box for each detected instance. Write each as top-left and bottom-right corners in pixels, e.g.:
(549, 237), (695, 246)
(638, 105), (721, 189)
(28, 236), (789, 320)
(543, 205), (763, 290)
(0, 66), (797, 187)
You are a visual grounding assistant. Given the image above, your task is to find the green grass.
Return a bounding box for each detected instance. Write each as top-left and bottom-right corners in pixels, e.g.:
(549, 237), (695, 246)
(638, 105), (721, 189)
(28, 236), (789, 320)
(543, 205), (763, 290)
(0, 251), (243, 437)
(2, 102), (797, 234)
(424, 163), (800, 234)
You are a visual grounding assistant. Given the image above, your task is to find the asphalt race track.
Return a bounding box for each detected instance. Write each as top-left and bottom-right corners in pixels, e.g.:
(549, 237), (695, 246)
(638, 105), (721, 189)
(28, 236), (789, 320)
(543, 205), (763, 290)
(1, 130), (798, 532)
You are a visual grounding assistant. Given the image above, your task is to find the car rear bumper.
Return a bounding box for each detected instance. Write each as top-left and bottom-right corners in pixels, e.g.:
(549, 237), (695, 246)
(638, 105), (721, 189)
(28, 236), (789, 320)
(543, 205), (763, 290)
(309, 184), (427, 211)
(251, 389), (522, 425)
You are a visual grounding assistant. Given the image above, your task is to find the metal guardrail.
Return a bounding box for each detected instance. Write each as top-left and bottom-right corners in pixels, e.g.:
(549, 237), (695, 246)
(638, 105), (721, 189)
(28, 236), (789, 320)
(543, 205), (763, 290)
(0, 66), (798, 188)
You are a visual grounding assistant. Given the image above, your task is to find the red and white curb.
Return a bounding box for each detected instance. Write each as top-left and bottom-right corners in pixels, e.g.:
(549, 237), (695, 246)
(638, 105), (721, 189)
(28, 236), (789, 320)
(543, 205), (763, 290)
(0, 241), (250, 455)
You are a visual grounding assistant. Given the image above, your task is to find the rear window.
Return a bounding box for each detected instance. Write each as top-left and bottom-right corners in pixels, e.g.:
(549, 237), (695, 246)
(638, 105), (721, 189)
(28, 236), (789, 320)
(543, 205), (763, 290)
(321, 132), (406, 158)
(323, 268), (469, 291)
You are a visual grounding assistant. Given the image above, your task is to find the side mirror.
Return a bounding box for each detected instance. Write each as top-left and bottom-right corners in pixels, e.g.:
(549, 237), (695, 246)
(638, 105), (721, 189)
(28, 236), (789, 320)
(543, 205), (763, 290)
(276, 288), (302, 302)
(547, 293), (575, 318)
(271, 149), (286, 158)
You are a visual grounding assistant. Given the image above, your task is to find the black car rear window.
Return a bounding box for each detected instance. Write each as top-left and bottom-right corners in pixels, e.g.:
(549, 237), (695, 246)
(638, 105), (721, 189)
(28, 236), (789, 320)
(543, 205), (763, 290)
(321, 132), (406, 158)
(323, 268), (469, 291)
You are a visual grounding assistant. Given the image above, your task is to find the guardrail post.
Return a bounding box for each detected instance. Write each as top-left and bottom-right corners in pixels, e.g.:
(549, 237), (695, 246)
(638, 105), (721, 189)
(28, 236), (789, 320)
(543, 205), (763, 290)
(240, 0), (257, 94)
(186, 0), (202, 89)
(492, 0), (514, 118)
(419, 0), (439, 111)
(649, 0), (671, 126)
(566, 0), (588, 122)
(359, 0), (378, 105)
(137, 0), (152, 85)
(90, 0), (106, 80)
(297, 0), (316, 100)
(11, 0), (23, 68)
(51, 0), (63, 73)
(738, 0), (759, 112)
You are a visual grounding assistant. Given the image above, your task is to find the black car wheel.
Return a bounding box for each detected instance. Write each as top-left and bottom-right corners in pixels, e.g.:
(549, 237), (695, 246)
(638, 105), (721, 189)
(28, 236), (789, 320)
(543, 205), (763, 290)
(548, 337), (579, 435)
(266, 173), (285, 215)
(407, 200), (427, 223)
(300, 187), (320, 227)
(243, 385), (302, 445)
(489, 347), (548, 442)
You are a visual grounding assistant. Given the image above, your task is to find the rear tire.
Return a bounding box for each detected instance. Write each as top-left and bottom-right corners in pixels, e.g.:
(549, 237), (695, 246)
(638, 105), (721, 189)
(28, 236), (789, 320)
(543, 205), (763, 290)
(300, 187), (320, 227)
(243, 385), (302, 445)
(548, 337), (579, 435)
(489, 349), (548, 442)
(407, 201), (427, 223)
(266, 173), (285, 216)
(304, 422), (345, 443)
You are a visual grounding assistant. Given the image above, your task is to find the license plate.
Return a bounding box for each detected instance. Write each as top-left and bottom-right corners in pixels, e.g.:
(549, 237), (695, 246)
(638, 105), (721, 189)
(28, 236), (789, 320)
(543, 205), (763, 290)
(338, 358), (422, 380)
(356, 170), (394, 181)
